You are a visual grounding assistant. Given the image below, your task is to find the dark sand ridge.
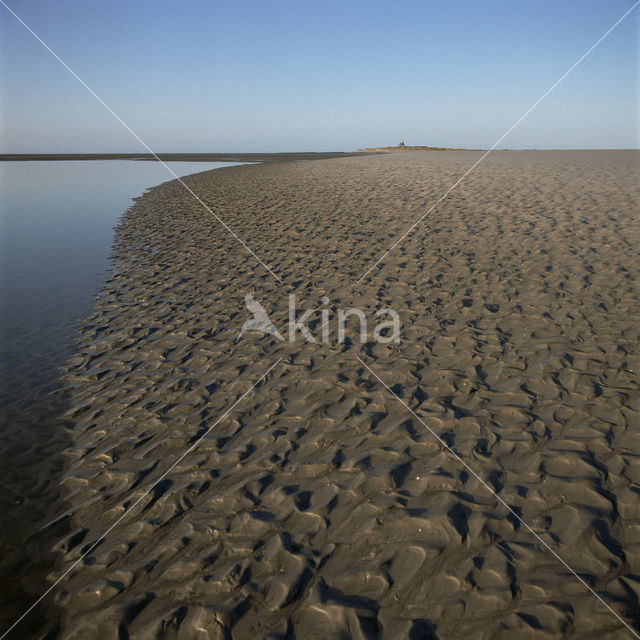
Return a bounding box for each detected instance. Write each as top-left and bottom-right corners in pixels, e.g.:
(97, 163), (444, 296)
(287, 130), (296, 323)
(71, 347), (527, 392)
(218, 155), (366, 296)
(12, 151), (640, 638)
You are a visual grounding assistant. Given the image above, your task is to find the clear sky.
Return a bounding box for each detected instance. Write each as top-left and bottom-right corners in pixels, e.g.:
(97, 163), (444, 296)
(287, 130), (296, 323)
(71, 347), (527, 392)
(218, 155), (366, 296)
(1, 0), (638, 152)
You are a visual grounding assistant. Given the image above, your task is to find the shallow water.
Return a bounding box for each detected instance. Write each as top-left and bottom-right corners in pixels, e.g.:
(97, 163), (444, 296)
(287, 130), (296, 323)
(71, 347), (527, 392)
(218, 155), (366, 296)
(0, 160), (244, 418)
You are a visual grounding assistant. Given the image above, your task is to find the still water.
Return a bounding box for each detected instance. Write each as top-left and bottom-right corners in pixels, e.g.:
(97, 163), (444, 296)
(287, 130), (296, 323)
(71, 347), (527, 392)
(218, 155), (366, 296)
(0, 160), (244, 418)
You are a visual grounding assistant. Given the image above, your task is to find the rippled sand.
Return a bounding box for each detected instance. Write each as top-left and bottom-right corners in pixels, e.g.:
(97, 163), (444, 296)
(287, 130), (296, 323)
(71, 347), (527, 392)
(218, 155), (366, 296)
(23, 151), (640, 638)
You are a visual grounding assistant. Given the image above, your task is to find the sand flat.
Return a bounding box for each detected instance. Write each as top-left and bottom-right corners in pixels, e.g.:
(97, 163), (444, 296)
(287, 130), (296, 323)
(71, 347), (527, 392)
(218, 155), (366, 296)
(44, 151), (639, 638)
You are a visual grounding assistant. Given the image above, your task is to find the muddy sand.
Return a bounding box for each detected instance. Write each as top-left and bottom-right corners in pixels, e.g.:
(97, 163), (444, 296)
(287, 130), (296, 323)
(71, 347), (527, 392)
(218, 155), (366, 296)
(6, 150), (640, 639)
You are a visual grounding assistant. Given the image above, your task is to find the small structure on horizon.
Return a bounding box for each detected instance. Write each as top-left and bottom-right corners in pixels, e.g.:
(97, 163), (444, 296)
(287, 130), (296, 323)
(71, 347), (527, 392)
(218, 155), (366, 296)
(398, 141), (405, 147)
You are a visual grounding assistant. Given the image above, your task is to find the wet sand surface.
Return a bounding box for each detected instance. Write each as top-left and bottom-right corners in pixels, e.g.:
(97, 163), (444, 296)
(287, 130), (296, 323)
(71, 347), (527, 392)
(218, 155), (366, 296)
(11, 151), (640, 638)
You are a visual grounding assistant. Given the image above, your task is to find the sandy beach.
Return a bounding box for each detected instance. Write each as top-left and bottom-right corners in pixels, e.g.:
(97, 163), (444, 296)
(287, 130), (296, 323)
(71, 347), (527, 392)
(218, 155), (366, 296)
(6, 150), (639, 638)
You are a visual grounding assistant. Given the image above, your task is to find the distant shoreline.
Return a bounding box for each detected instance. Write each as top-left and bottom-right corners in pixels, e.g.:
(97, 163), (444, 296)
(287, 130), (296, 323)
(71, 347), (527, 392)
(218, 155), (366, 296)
(4, 148), (636, 161)
(0, 152), (371, 162)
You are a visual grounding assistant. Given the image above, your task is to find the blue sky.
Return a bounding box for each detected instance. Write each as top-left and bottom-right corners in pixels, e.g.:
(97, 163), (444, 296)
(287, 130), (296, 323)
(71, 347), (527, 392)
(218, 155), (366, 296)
(1, 0), (638, 152)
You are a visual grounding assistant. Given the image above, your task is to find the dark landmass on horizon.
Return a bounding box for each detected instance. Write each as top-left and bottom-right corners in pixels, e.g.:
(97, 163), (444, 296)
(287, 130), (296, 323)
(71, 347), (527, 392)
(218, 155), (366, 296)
(0, 152), (372, 162)
(0, 147), (461, 161)
(1, 147), (636, 161)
